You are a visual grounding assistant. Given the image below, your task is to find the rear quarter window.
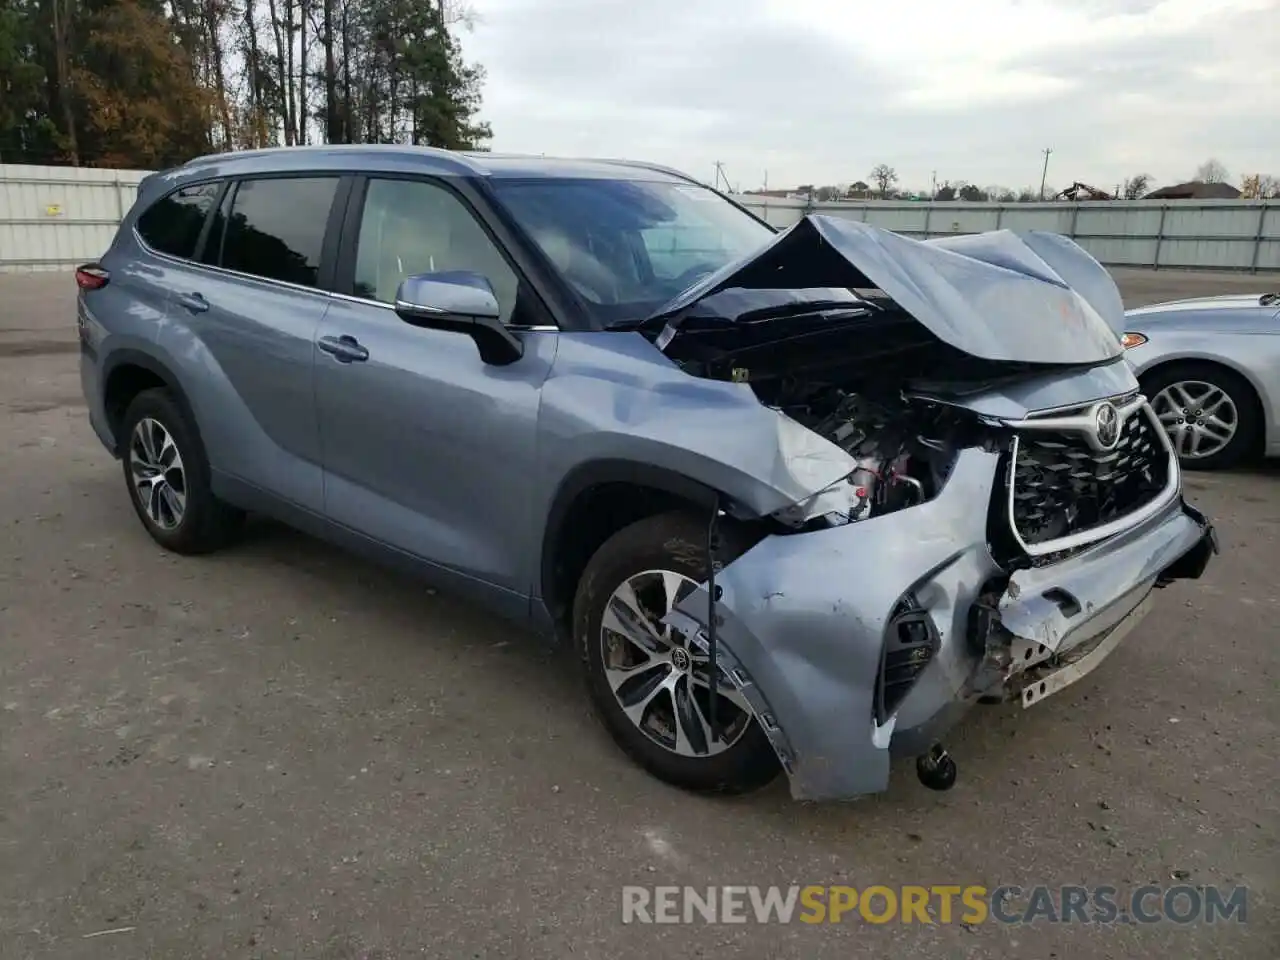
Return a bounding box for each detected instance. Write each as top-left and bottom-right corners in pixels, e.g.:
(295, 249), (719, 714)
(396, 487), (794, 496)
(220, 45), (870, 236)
(135, 182), (222, 259)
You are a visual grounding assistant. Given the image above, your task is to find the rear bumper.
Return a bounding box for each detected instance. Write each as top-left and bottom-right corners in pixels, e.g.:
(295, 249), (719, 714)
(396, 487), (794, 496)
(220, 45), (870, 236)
(77, 293), (117, 457)
(80, 343), (116, 456)
(667, 448), (1217, 802)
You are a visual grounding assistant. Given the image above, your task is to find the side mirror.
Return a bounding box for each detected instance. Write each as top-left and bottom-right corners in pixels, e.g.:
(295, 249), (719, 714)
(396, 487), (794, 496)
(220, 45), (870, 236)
(393, 271), (523, 365)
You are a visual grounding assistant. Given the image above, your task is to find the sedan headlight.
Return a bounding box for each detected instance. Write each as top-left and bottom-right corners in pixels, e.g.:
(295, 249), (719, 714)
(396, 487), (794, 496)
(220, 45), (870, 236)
(1121, 332), (1148, 349)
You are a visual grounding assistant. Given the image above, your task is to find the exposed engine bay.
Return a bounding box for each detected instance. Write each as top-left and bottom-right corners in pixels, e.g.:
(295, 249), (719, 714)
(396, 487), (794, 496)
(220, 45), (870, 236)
(765, 383), (976, 528)
(648, 295), (1017, 529)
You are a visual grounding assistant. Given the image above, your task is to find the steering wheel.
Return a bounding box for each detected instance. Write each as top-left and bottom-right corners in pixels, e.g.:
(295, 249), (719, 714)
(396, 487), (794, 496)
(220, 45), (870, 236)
(668, 262), (718, 292)
(564, 265), (621, 305)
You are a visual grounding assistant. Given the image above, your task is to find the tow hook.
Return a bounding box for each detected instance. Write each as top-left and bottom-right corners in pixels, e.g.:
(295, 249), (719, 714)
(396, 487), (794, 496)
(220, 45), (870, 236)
(916, 743), (958, 791)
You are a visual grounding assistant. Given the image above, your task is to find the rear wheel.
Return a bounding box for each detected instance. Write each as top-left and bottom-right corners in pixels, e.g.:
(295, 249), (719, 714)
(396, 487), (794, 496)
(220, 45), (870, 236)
(120, 388), (243, 554)
(1142, 362), (1260, 470)
(574, 511), (779, 795)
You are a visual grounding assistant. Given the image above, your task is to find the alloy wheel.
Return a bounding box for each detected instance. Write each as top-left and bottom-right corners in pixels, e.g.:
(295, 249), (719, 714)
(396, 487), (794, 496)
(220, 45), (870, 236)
(600, 569), (753, 758)
(1151, 380), (1238, 461)
(129, 417), (187, 530)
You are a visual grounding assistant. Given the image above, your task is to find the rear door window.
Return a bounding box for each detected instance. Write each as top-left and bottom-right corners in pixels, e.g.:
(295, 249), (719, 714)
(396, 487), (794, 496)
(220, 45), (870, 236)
(136, 182), (221, 259)
(219, 177), (339, 288)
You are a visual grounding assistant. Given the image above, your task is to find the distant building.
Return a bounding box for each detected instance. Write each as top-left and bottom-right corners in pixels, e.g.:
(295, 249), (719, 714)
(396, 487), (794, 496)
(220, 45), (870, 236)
(1144, 180), (1242, 200)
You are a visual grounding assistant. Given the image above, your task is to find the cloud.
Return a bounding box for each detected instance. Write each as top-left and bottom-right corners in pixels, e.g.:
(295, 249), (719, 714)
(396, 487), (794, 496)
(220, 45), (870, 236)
(459, 0), (1280, 192)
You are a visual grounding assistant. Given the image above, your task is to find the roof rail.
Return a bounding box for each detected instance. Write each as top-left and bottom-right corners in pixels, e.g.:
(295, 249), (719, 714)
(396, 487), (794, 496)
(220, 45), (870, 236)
(182, 143), (486, 175)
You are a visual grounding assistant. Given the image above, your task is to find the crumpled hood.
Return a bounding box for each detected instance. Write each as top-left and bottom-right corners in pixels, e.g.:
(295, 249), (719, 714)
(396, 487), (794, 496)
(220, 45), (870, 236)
(650, 216), (1125, 366)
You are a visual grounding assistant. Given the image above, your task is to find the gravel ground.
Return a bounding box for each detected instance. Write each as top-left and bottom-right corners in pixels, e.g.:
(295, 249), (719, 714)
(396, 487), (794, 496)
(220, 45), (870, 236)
(1, 268), (1277, 959)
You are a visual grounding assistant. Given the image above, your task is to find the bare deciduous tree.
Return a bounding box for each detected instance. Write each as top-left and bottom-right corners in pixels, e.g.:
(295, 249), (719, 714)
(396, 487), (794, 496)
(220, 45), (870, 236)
(1241, 173), (1280, 199)
(1195, 159), (1229, 183)
(869, 163), (897, 198)
(1123, 173), (1153, 199)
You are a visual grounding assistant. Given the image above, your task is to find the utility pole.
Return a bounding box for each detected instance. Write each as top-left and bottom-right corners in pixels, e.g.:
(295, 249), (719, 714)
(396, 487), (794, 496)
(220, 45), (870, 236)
(930, 170), (937, 197)
(1039, 148), (1053, 200)
(713, 161), (731, 193)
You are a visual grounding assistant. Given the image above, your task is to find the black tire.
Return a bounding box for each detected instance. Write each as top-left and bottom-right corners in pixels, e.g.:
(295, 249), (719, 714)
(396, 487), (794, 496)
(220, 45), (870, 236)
(1141, 362), (1260, 471)
(573, 511), (780, 795)
(119, 388), (243, 554)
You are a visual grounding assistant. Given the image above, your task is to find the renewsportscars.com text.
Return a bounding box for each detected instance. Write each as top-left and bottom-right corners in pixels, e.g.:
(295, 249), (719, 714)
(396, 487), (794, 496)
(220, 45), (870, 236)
(621, 884), (1248, 925)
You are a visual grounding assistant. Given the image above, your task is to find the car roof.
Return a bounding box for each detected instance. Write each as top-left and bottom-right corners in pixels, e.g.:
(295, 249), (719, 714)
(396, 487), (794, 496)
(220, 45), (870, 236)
(176, 144), (701, 184)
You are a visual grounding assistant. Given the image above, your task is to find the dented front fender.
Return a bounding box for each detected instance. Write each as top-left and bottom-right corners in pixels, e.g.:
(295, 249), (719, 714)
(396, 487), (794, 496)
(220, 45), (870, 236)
(668, 448), (1005, 801)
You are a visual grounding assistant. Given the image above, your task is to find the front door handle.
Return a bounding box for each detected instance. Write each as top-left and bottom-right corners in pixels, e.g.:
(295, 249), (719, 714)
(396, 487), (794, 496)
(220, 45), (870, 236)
(317, 334), (369, 363)
(176, 292), (209, 314)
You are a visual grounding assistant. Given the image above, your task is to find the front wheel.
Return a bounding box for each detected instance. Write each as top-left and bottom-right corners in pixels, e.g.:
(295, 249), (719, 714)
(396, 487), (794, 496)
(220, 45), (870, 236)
(573, 511), (780, 795)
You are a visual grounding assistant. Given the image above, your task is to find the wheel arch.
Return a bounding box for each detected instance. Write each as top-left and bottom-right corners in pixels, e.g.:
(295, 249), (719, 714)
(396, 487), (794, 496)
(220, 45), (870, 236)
(102, 350), (200, 450)
(538, 459), (750, 643)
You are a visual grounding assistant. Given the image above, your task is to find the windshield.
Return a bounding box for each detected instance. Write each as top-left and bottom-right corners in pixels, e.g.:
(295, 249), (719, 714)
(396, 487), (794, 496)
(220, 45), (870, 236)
(489, 177), (776, 326)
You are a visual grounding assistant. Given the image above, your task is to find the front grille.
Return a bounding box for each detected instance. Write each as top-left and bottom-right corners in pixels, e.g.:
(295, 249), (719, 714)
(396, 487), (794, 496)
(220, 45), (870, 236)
(1011, 402), (1170, 548)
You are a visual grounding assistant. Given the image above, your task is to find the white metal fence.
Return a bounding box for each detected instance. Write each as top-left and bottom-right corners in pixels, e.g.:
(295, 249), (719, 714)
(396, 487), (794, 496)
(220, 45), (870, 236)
(731, 195), (1280, 272)
(0, 164), (149, 273)
(1, 163), (1278, 272)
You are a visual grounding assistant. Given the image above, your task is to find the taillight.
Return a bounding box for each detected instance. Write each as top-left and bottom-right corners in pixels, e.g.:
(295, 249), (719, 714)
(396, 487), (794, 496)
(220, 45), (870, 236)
(75, 263), (110, 290)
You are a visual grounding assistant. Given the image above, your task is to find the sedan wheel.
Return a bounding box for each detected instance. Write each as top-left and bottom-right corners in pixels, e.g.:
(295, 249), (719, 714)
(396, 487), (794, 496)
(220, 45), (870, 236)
(1151, 380), (1237, 462)
(1141, 362), (1260, 471)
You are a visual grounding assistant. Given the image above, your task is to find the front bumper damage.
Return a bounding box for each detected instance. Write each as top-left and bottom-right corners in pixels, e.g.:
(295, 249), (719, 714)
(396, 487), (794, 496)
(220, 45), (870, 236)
(666, 448), (1217, 802)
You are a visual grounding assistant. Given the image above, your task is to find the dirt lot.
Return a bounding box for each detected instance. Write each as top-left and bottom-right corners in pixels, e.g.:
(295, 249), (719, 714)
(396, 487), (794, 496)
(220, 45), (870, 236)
(1, 269), (1277, 959)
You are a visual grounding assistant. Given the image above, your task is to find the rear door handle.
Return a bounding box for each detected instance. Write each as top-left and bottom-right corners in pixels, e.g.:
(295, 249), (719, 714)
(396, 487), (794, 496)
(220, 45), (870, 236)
(317, 334), (369, 363)
(176, 292), (209, 314)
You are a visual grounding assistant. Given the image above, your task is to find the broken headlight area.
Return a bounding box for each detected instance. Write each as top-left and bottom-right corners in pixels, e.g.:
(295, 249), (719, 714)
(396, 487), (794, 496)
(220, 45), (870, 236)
(767, 388), (993, 529)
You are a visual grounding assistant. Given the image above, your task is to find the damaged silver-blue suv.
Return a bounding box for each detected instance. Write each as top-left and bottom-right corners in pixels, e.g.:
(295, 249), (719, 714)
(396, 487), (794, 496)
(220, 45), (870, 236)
(77, 145), (1218, 801)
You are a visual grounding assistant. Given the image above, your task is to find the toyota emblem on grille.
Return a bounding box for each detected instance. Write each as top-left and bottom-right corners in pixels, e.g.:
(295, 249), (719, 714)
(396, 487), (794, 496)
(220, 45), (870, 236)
(1093, 401), (1121, 450)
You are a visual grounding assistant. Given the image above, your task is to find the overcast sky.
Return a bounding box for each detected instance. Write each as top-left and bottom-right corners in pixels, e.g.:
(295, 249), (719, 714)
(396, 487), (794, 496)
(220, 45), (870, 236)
(457, 0), (1279, 193)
